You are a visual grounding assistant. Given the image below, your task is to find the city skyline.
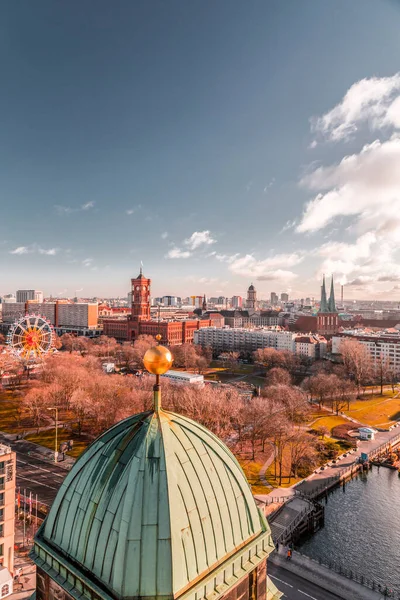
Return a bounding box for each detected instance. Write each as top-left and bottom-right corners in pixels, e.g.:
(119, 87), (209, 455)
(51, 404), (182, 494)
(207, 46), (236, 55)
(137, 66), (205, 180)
(2, 1), (400, 299)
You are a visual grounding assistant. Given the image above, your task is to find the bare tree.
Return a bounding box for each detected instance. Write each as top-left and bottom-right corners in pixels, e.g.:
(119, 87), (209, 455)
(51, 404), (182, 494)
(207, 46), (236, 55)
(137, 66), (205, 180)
(340, 338), (373, 397)
(23, 386), (50, 430)
(289, 429), (318, 479)
(374, 353), (392, 396)
(267, 367), (291, 386)
(219, 352), (240, 373)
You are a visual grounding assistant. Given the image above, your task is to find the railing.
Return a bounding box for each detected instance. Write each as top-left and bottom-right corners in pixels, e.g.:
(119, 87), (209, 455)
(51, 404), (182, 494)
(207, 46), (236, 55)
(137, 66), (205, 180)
(295, 550), (400, 599)
(368, 431), (400, 459)
(274, 507), (311, 544)
(295, 462), (359, 498)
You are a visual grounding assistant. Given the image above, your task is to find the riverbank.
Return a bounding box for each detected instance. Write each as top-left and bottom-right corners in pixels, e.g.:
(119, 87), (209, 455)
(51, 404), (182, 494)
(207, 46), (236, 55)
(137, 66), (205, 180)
(255, 424), (400, 506)
(298, 465), (400, 596)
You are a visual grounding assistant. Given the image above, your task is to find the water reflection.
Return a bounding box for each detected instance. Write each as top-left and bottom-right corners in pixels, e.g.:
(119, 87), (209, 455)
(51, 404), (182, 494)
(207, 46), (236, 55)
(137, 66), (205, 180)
(298, 466), (400, 594)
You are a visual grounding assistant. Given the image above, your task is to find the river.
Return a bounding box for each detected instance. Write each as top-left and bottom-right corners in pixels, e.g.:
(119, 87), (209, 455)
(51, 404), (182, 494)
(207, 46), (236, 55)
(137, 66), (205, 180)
(298, 466), (400, 595)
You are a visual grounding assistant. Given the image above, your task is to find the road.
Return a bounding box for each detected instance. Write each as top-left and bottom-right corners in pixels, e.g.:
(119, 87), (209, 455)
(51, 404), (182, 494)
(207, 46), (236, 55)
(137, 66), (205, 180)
(268, 563), (343, 600)
(0, 436), (67, 506)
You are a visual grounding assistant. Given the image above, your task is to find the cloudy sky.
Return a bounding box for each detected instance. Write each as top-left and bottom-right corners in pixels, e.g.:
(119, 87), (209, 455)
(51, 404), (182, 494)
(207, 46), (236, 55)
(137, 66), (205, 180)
(2, 1), (400, 300)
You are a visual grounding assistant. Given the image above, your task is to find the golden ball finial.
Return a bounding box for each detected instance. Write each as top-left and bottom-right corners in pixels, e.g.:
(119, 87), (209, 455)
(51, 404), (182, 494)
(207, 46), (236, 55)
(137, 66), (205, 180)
(143, 340), (173, 375)
(155, 334), (162, 342)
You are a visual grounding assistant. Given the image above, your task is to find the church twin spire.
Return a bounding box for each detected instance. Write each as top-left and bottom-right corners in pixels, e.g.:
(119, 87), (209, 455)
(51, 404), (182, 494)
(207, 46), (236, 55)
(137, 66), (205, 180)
(319, 275), (336, 313)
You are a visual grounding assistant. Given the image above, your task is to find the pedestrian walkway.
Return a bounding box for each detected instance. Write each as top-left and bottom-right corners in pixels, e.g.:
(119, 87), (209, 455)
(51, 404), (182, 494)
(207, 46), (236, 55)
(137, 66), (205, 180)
(0, 433), (75, 471)
(11, 519), (37, 599)
(255, 424), (400, 504)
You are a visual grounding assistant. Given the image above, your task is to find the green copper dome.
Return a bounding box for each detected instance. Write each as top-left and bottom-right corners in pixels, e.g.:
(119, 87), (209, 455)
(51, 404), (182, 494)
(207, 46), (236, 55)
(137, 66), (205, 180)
(33, 409), (273, 600)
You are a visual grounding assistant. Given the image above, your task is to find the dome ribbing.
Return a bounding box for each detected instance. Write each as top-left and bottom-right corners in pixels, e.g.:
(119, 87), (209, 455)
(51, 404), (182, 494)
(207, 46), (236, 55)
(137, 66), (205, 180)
(35, 409), (271, 600)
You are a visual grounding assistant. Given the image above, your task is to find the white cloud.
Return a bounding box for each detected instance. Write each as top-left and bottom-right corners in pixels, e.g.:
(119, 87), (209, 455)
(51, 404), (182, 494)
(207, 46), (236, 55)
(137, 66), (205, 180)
(227, 253), (303, 281)
(82, 258), (93, 267)
(297, 136), (400, 234)
(215, 253), (239, 264)
(55, 201), (96, 215)
(126, 204), (142, 216)
(263, 178), (275, 193)
(317, 233), (400, 286)
(184, 230), (216, 250)
(38, 247), (58, 256)
(10, 244), (59, 256)
(161, 231), (168, 239)
(311, 73), (400, 142)
(10, 246), (30, 255)
(280, 219), (297, 233)
(82, 201), (95, 210)
(165, 247), (192, 259)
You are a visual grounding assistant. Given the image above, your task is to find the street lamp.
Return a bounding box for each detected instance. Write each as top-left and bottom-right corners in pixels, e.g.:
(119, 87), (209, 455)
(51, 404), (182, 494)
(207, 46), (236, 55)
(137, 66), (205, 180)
(47, 407), (59, 463)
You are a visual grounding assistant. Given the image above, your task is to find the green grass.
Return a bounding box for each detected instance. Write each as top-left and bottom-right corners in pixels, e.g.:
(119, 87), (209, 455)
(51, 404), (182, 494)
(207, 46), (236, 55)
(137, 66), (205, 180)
(345, 393), (400, 427)
(0, 391), (25, 432)
(25, 429), (89, 458)
(310, 415), (351, 433)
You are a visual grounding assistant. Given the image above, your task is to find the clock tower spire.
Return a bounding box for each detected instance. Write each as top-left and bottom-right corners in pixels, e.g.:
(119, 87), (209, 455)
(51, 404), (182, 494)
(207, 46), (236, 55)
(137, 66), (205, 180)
(131, 266), (151, 323)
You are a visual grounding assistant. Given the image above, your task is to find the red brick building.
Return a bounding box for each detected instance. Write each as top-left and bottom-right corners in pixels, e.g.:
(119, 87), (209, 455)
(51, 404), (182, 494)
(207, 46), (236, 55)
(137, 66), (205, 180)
(103, 268), (215, 344)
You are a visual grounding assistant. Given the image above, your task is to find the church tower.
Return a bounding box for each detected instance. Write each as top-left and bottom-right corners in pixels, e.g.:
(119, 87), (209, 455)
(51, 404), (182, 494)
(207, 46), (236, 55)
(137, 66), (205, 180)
(246, 283), (257, 310)
(131, 265), (151, 322)
(317, 275), (339, 336)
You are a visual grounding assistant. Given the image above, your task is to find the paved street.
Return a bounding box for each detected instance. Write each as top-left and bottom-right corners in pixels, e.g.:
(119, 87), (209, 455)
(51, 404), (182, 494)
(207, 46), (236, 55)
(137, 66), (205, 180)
(0, 436), (67, 506)
(268, 562), (343, 600)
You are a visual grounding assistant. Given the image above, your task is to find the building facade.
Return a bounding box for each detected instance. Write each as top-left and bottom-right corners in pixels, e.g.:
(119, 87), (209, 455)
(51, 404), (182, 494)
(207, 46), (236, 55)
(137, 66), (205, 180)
(103, 269), (219, 345)
(0, 444), (16, 599)
(194, 327), (297, 354)
(195, 327), (327, 358)
(333, 329), (400, 374)
(231, 296), (243, 308)
(16, 290), (35, 303)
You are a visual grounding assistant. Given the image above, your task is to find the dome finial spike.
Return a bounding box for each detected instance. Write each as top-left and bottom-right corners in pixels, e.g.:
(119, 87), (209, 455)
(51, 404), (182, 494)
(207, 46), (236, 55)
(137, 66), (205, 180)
(143, 334), (173, 412)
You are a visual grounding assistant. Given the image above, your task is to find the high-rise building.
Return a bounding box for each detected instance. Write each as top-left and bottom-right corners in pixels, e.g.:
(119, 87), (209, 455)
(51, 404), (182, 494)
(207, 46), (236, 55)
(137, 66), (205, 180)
(270, 292), (278, 306)
(280, 293), (289, 303)
(231, 295), (243, 308)
(162, 296), (178, 306)
(57, 303), (98, 329)
(246, 284), (257, 309)
(35, 290), (44, 303)
(0, 444), (16, 597)
(16, 290), (35, 303)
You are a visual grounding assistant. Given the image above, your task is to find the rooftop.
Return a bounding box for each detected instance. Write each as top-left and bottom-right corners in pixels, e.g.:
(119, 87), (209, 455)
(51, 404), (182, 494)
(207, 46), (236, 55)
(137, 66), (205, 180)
(34, 408), (271, 600)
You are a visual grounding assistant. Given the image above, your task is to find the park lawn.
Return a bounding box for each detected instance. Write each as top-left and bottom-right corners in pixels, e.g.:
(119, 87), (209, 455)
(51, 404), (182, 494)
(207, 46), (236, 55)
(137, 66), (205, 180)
(25, 428), (89, 458)
(344, 395), (400, 427)
(310, 415), (351, 433)
(0, 392), (26, 433)
(237, 455), (272, 495)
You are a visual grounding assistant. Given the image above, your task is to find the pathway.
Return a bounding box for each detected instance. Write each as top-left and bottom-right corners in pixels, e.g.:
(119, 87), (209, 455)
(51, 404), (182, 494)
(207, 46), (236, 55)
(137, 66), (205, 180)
(255, 424), (400, 503)
(259, 443), (276, 490)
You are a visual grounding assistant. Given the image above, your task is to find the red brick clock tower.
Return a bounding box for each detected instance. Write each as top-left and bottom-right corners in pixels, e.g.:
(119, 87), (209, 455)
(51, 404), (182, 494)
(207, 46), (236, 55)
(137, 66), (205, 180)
(129, 266), (151, 340)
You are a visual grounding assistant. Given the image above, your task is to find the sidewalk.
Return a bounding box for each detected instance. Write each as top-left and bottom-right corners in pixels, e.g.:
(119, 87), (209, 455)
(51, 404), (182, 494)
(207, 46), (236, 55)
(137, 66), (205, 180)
(0, 432), (76, 471)
(270, 549), (386, 600)
(11, 516), (38, 600)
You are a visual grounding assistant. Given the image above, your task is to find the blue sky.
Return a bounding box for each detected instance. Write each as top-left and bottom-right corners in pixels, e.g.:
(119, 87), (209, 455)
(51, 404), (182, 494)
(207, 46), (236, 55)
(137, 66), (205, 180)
(2, 0), (400, 300)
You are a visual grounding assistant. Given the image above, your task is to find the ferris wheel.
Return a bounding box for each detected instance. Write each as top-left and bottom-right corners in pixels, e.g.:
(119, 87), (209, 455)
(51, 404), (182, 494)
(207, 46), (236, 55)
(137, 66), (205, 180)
(7, 314), (56, 360)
